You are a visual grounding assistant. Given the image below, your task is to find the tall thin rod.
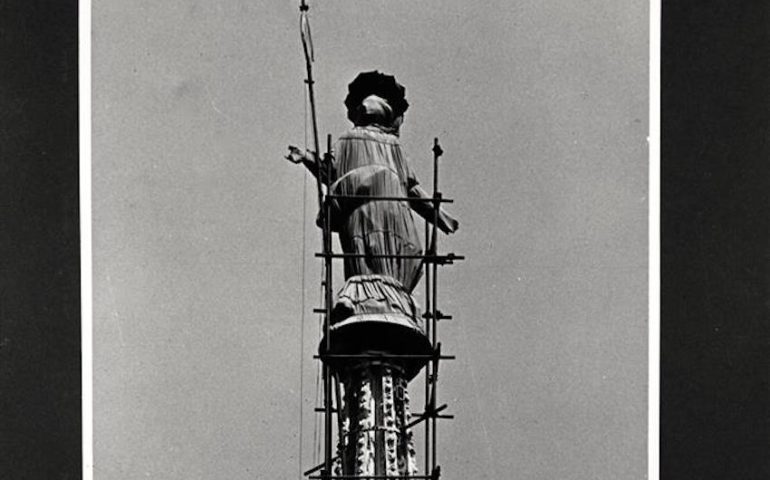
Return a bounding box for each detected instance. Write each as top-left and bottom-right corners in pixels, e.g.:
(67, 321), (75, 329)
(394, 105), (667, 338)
(430, 138), (443, 473)
(299, 1), (323, 209)
(423, 189), (431, 476)
(323, 133), (334, 478)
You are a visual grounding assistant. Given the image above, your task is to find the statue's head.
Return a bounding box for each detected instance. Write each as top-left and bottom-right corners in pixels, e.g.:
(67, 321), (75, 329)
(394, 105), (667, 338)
(344, 70), (408, 133)
(349, 95), (405, 134)
(355, 95), (395, 125)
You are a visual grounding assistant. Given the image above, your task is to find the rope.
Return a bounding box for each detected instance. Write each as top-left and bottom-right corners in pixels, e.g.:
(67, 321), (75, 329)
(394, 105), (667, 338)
(297, 83), (309, 480)
(297, 68), (327, 477)
(297, 0), (333, 472)
(312, 254), (327, 466)
(298, 61), (328, 478)
(313, 257), (327, 465)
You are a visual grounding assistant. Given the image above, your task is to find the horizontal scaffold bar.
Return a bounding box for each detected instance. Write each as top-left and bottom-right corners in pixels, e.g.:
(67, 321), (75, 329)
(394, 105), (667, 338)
(304, 459), (441, 478)
(314, 353), (455, 360)
(325, 194), (453, 203)
(315, 252), (464, 264)
(422, 311), (452, 321)
(314, 308), (454, 321)
(309, 475), (437, 480)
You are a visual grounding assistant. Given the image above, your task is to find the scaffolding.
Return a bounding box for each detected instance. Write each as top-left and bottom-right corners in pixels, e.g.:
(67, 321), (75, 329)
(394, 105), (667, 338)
(303, 135), (463, 480)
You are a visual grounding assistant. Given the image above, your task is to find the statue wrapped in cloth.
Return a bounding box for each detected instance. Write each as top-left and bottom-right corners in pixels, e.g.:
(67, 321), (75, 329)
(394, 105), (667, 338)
(287, 71), (458, 329)
(287, 71), (459, 478)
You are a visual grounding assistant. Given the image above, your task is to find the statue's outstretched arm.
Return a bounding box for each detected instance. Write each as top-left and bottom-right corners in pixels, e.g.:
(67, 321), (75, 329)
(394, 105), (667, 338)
(285, 145), (330, 183)
(408, 184), (459, 234)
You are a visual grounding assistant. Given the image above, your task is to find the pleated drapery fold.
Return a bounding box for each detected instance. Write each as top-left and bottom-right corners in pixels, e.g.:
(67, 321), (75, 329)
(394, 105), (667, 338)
(326, 126), (424, 293)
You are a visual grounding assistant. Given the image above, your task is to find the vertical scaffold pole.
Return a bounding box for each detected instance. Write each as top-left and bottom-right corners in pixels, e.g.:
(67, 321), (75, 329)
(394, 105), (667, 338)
(323, 133), (333, 479)
(431, 138), (443, 475)
(423, 164), (433, 477)
(423, 137), (443, 478)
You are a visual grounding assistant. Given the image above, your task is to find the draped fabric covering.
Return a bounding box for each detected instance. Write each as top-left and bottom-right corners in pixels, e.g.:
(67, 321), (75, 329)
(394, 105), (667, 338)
(332, 274), (419, 324)
(321, 123), (425, 323)
(328, 125), (424, 294)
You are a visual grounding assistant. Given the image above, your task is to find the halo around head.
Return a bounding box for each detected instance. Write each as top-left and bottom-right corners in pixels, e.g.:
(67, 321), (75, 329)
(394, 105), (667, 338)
(344, 70), (409, 125)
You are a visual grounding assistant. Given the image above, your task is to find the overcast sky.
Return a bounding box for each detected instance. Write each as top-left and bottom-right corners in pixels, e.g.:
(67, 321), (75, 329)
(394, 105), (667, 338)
(93, 1), (648, 478)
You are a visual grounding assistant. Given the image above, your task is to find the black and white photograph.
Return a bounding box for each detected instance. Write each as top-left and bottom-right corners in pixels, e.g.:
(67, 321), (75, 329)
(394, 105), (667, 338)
(3, 1), (770, 479)
(91, 1), (648, 479)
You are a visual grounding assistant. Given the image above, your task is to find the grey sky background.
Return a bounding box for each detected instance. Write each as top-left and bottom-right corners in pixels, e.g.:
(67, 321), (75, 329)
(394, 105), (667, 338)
(93, 1), (648, 479)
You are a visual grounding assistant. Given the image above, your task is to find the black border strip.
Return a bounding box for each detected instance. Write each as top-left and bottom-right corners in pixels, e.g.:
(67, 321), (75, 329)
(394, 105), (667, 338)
(0, 2), (82, 478)
(661, 2), (770, 478)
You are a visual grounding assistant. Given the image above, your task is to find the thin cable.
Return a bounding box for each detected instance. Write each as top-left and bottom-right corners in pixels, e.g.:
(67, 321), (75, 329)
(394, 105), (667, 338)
(297, 173), (308, 479)
(313, 261), (326, 466)
(313, 188), (327, 467)
(297, 83), (310, 480)
(312, 272), (324, 466)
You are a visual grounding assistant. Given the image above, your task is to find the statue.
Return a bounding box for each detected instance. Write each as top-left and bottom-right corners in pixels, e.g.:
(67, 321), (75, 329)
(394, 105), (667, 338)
(287, 71), (458, 478)
(286, 71), (458, 326)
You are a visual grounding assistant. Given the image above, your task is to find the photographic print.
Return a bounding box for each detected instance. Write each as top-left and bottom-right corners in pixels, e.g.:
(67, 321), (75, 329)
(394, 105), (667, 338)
(90, 1), (648, 479)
